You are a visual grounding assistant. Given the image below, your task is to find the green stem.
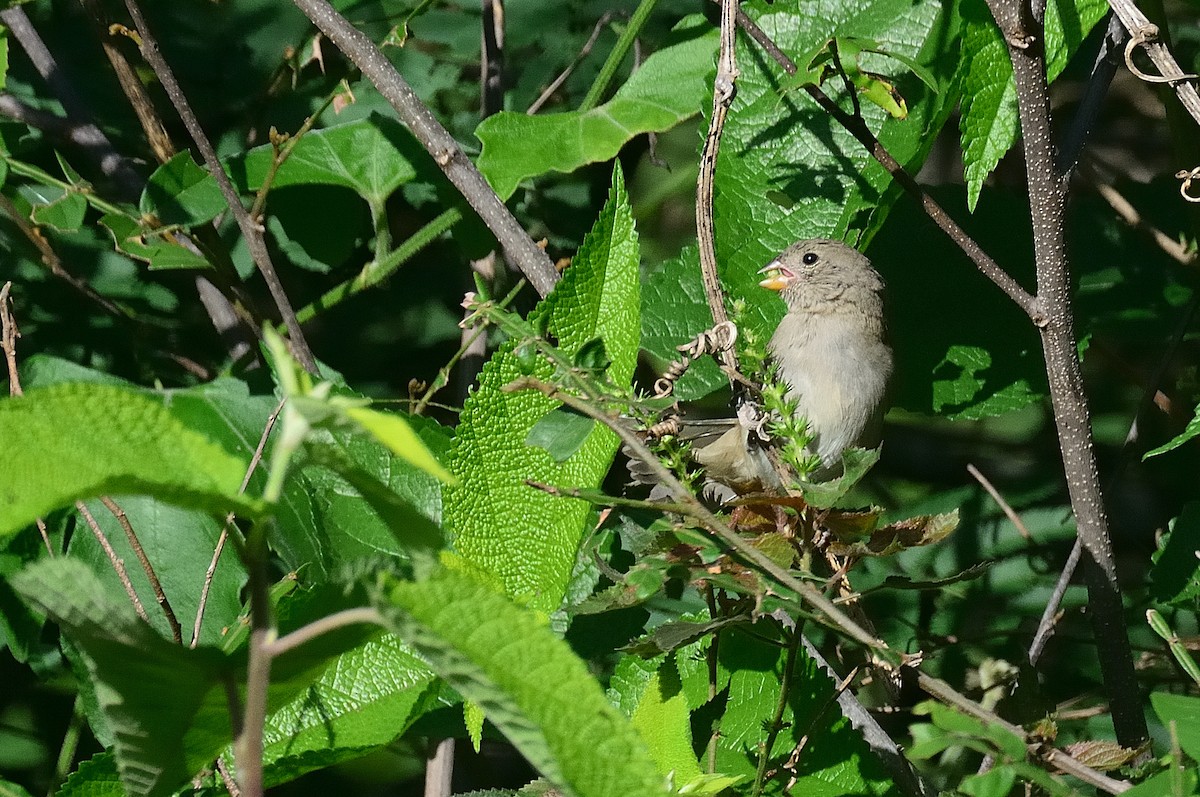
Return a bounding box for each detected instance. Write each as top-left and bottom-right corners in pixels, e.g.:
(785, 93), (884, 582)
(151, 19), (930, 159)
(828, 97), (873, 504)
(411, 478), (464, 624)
(293, 206), (462, 325)
(578, 0), (660, 112)
(752, 629), (802, 796)
(369, 197), (392, 265)
(3, 154), (127, 217)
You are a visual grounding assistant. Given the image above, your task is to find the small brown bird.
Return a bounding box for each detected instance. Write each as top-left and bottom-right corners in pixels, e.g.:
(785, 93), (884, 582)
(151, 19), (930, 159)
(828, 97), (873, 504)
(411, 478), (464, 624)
(693, 238), (893, 490)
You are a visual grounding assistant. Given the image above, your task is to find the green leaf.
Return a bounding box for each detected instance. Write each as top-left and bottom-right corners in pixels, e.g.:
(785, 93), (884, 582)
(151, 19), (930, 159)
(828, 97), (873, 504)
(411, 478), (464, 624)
(255, 633), (439, 788)
(527, 408), (597, 463)
(1121, 768), (1200, 797)
(140, 152), (226, 227)
(11, 559), (235, 797)
(1145, 402), (1200, 459)
(958, 0), (1108, 210)
(0, 382), (262, 541)
(446, 166), (640, 614)
(475, 31), (716, 199)
(627, 659), (703, 784)
(1152, 692), (1200, 762)
(800, 447), (881, 508)
(374, 564), (670, 797)
(1150, 503), (1200, 606)
(232, 114), (421, 207)
(31, 189), (86, 231)
(341, 405), (456, 484)
(100, 213), (212, 271)
(932, 345), (1040, 419)
(55, 753), (124, 797)
(959, 764), (1017, 797)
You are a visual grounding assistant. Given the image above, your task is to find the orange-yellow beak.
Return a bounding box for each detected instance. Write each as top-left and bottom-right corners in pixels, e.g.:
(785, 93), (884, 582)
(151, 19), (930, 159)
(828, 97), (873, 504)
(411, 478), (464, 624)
(757, 261), (794, 291)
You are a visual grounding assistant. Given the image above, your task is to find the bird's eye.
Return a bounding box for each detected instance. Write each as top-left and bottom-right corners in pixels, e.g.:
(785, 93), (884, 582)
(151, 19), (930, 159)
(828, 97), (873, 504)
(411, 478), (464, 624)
(802, 252), (819, 265)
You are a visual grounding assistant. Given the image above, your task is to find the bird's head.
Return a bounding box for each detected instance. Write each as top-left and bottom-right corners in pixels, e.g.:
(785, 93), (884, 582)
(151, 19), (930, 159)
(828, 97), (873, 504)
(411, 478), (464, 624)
(758, 238), (885, 311)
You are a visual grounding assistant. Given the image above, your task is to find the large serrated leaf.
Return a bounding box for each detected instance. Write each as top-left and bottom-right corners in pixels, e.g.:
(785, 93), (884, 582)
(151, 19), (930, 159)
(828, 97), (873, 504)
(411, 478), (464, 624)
(374, 564), (670, 797)
(445, 166), (640, 614)
(11, 559), (235, 797)
(958, 0), (1108, 210)
(0, 382), (263, 540)
(476, 30), (716, 200)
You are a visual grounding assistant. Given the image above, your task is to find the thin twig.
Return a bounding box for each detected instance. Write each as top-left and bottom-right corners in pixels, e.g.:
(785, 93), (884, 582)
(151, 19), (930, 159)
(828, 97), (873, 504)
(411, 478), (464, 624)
(263, 607), (385, 657)
(99, 496), (182, 643)
(0, 6), (141, 188)
(1083, 163), (1196, 265)
(290, 0), (560, 298)
(0, 283), (53, 556)
(967, 464), (1033, 541)
(192, 397), (286, 647)
(733, 10), (1042, 322)
(696, 0), (739, 332)
(215, 758), (241, 797)
(119, 0), (319, 374)
(752, 629), (801, 796)
(75, 501), (149, 622)
(527, 11), (619, 114)
(1106, 0), (1200, 126)
(1028, 539), (1081, 665)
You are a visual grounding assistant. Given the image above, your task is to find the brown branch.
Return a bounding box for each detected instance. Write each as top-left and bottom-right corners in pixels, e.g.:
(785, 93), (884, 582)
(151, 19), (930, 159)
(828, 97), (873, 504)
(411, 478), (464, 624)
(732, 10), (1042, 322)
(192, 397), (285, 647)
(75, 501), (149, 622)
(967, 464), (1033, 541)
(99, 496), (181, 643)
(119, 0), (318, 374)
(696, 0), (739, 331)
(289, 0), (560, 298)
(1106, 0), (1200, 126)
(984, 0), (1147, 747)
(527, 11), (619, 114)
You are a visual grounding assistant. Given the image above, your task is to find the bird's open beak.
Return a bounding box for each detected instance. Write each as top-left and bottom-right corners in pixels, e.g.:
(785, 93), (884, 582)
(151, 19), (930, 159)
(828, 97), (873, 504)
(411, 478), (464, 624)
(757, 261), (795, 291)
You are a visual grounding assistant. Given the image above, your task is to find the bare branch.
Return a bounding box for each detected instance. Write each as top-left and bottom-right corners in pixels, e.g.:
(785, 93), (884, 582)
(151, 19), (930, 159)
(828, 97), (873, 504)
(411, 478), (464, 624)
(99, 496), (182, 644)
(119, 0), (319, 374)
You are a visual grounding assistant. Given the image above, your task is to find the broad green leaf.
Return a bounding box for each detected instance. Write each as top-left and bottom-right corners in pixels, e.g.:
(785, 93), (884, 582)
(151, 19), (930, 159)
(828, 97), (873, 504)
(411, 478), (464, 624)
(0, 382), (262, 540)
(1145, 402), (1200, 459)
(958, 0), (1108, 210)
(527, 407), (597, 462)
(232, 114), (420, 207)
(100, 213), (211, 271)
(55, 753), (124, 797)
(446, 166), (640, 614)
(255, 633), (440, 788)
(801, 447), (881, 508)
(959, 764), (1017, 797)
(68, 496), (247, 647)
(0, 778), (33, 797)
(714, 630), (899, 796)
(140, 152), (226, 227)
(1150, 503), (1200, 606)
(628, 660), (704, 784)
(11, 559), (235, 797)
(1121, 768), (1200, 797)
(1152, 692), (1200, 763)
(342, 405), (455, 484)
(475, 30), (716, 200)
(932, 345), (1040, 419)
(274, 416), (452, 581)
(373, 564), (670, 797)
(31, 189), (86, 231)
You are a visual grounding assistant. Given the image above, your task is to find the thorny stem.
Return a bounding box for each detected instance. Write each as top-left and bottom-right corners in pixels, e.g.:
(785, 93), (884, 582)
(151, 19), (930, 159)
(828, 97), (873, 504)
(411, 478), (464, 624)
(752, 628), (802, 796)
(120, 0), (319, 374)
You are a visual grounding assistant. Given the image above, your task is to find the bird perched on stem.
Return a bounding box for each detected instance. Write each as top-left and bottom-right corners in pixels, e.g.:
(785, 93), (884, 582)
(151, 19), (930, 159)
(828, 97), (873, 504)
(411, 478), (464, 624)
(691, 238), (893, 491)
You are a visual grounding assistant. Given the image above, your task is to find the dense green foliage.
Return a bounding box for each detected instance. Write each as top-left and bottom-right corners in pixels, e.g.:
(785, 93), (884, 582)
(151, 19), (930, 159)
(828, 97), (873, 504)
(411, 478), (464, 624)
(2, 1), (1200, 797)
